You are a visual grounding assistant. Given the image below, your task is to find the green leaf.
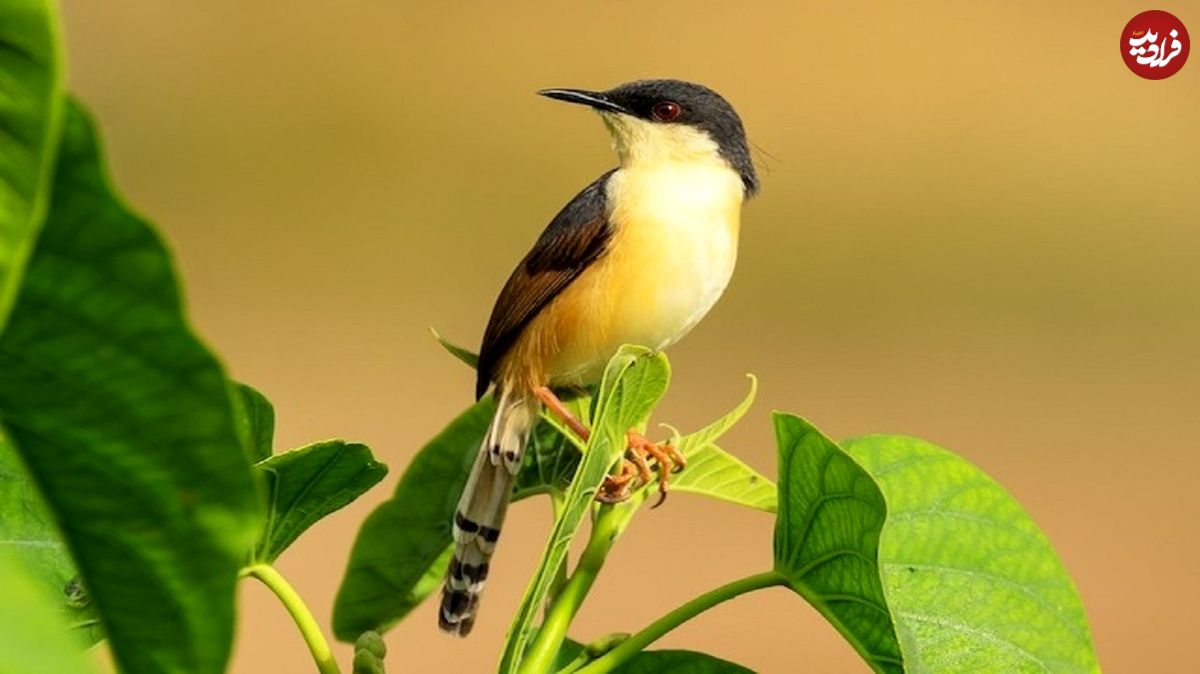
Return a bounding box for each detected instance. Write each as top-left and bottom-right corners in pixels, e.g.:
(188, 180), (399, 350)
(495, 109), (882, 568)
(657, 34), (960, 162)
(531, 635), (753, 673)
(235, 384), (386, 563)
(844, 434), (1100, 673)
(236, 383), (275, 462)
(612, 650), (754, 674)
(254, 441), (387, 563)
(333, 395), (587, 639)
(528, 633), (744, 666)
(0, 552), (96, 674)
(333, 399), (497, 640)
(0, 101), (261, 674)
(674, 375), (757, 454)
(0, 438), (101, 646)
(554, 634), (754, 674)
(671, 442), (775, 512)
(408, 544), (454, 609)
(773, 414), (1100, 673)
(500, 345), (670, 674)
(431, 327), (479, 369)
(669, 375), (776, 512)
(0, 0), (63, 332)
(513, 415), (584, 499)
(772, 413), (901, 673)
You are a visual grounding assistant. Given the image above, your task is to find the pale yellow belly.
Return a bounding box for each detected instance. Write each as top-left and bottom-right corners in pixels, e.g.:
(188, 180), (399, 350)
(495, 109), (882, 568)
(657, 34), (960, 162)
(528, 164), (744, 388)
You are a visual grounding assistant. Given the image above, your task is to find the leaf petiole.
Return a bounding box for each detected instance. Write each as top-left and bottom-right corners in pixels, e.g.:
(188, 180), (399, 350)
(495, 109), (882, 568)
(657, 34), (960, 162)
(242, 564), (342, 674)
(519, 503), (632, 674)
(573, 570), (785, 674)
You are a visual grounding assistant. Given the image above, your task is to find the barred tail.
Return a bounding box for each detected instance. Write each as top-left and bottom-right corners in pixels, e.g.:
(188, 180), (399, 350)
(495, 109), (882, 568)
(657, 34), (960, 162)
(438, 388), (534, 636)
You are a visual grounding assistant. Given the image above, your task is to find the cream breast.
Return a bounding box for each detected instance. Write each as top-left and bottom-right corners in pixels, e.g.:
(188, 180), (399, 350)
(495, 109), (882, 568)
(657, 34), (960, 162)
(604, 159), (743, 352)
(541, 118), (747, 387)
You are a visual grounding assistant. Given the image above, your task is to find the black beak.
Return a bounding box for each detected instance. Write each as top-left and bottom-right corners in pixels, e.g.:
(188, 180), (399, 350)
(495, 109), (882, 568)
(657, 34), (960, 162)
(537, 88), (629, 114)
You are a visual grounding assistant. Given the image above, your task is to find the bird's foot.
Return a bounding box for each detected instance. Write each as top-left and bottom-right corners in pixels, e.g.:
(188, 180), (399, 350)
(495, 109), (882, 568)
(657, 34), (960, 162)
(533, 386), (685, 506)
(596, 431), (685, 506)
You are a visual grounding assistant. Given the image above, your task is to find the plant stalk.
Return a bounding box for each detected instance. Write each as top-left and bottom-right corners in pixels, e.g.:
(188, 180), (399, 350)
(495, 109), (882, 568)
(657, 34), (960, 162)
(545, 492), (570, 613)
(519, 505), (628, 674)
(242, 563), (342, 674)
(573, 570), (785, 674)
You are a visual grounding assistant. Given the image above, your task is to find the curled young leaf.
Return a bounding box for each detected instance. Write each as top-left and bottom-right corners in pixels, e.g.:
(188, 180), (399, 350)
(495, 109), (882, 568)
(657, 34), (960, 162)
(430, 328), (479, 370)
(668, 375), (775, 512)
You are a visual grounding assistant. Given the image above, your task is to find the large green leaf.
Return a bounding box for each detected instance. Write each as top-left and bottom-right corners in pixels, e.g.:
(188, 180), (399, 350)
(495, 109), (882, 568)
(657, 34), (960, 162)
(253, 441), (387, 563)
(844, 434), (1099, 673)
(0, 101), (261, 674)
(0, 438), (101, 645)
(500, 346), (670, 674)
(0, 0), (63, 331)
(773, 414), (1099, 673)
(333, 396), (585, 639)
(772, 414), (902, 673)
(0, 552), (95, 674)
(333, 398), (497, 640)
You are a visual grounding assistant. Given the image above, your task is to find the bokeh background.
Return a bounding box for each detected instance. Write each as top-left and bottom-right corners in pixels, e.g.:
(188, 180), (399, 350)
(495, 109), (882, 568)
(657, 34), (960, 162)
(60, 1), (1197, 672)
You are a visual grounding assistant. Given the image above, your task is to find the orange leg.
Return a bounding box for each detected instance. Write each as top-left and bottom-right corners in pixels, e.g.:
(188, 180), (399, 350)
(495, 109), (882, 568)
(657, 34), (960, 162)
(534, 386), (591, 440)
(534, 385), (683, 505)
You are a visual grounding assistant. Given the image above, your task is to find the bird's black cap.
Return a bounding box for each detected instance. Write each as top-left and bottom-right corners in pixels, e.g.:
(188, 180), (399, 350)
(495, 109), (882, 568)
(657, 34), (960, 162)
(539, 79), (758, 196)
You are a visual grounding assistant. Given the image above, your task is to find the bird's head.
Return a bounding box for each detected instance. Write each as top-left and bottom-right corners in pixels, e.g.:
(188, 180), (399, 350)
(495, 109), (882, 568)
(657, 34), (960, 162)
(538, 79), (758, 197)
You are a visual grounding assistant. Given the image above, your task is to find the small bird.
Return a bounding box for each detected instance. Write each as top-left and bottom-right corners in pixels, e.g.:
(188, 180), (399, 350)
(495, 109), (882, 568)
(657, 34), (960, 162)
(438, 79), (758, 636)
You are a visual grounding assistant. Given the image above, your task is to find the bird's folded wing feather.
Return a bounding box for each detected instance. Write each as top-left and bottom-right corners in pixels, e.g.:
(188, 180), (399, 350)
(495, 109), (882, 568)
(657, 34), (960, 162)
(475, 169), (616, 398)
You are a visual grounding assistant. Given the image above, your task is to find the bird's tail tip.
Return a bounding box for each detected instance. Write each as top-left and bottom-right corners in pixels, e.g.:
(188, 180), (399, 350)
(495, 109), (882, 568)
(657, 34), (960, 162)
(438, 550), (492, 636)
(438, 587), (478, 637)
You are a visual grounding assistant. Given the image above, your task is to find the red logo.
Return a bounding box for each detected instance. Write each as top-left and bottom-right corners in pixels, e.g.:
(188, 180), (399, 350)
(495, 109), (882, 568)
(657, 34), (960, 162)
(1121, 10), (1189, 79)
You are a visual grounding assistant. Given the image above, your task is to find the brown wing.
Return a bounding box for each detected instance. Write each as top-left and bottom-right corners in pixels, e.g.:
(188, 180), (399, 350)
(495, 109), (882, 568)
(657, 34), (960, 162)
(475, 170), (615, 399)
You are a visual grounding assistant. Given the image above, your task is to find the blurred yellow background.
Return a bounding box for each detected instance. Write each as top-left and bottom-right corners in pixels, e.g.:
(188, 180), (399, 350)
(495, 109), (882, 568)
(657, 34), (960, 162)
(61, 1), (1197, 672)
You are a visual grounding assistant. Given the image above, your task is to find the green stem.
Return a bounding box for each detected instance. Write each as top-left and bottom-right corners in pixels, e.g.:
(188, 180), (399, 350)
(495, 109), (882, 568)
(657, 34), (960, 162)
(545, 492), (570, 613)
(520, 505), (628, 674)
(574, 571), (785, 674)
(242, 564), (342, 674)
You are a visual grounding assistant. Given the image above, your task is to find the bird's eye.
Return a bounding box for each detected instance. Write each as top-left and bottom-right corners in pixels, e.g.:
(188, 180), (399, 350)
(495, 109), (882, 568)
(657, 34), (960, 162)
(651, 101), (682, 122)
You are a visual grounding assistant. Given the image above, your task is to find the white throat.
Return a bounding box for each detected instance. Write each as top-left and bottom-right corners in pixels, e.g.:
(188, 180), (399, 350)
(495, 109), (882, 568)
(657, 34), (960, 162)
(599, 112), (729, 170)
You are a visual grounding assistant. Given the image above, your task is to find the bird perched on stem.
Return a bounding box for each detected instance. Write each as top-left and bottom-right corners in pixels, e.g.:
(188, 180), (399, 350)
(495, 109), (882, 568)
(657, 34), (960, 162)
(439, 79), (758, 636)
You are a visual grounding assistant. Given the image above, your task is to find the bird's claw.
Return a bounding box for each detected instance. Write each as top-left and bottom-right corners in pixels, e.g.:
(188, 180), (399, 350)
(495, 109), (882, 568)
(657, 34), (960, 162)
(596, 431), (685, 505)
